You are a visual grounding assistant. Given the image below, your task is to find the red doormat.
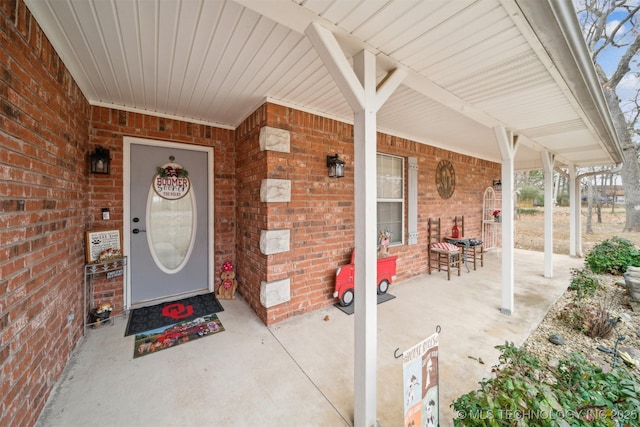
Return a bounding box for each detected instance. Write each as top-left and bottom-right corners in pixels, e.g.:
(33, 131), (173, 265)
(133, 313), (224, 358)
(125, 293), (224, 336)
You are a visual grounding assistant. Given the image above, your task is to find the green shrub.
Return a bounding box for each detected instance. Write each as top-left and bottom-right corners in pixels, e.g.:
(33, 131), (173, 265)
(568, 268), (600, 300)
(555, 352), (640, 425)
(519, 185), (543, 201)
(556, 192), (569, 206)
(452, 343), (640, 426)
(585, 236), (640, 275)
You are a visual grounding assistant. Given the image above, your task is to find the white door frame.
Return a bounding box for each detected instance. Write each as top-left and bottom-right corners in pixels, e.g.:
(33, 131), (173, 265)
(122, 136), (214, 310)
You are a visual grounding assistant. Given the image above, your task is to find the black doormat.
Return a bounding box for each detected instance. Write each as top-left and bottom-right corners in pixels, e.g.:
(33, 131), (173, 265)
(125, 293), (224, 336)
(333, 293), (396, 315)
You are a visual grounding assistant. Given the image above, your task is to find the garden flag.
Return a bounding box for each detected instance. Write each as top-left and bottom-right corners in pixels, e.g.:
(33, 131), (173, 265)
(402, 332), (439, 427)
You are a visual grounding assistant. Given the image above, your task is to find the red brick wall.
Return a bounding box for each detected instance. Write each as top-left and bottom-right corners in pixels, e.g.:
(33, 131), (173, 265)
(0, 1), (90, 426)
(263, 104), (355, 324)
(88, 108), (236, 312)
(234, 104), (269, 322)
(389, 138), (498, 277)
(251, 104), (500, 324)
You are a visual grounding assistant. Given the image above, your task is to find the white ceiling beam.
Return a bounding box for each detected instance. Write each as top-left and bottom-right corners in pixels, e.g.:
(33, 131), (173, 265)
(235, 0), (506, 130)
(401, 72), (503, 128)
(373, 67), (407, 112)
(304, 22), (365, 111)
(233, 0), (315, 35)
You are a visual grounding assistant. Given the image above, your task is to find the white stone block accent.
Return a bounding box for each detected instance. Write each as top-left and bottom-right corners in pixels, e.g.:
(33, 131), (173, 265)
(259, 229), (290, 254)
(260, 278), (291, 308)
(260, 179), (291, 202)
(259, 126), (290, 153)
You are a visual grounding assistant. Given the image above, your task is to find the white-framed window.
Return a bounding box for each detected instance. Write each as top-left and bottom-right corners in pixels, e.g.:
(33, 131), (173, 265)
(377, 153), (404, 245)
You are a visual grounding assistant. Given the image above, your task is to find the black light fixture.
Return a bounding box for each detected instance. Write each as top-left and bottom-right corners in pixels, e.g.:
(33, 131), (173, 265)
(326, 154), (345, 178)
(493, 179), (502, 191)
(90, 147), (111, 174)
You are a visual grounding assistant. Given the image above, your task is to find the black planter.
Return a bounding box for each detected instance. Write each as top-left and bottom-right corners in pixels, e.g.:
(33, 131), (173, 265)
(89, 309), (112, 328)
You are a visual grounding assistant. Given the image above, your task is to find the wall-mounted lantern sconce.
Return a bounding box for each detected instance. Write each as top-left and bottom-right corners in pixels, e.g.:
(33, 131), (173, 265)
(326, 154), (345, 178)
(493, 179), (502, 191)
(90, 147), (111, 174)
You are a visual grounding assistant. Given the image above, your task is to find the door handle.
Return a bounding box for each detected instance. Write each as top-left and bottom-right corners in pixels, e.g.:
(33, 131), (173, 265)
(132, 228), (146, 234)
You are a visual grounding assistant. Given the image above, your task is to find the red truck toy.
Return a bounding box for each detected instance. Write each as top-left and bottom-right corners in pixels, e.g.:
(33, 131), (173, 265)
(333, 250), (398, 307)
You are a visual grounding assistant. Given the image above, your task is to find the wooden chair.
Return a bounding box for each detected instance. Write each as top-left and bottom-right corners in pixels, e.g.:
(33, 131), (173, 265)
(428, 218), (461, 280)
(454, 216), (484, 270)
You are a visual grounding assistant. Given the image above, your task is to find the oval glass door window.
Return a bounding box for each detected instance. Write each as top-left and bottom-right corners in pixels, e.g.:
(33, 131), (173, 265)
(146, 186), (197, 274)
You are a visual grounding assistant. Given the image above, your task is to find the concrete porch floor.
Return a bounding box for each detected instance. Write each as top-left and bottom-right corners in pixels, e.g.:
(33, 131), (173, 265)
(36, 249), (583, 427)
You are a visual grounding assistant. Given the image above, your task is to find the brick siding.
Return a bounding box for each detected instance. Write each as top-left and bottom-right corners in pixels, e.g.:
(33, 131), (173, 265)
(252, 104), (499, 324)
(235, 104), (269, 322)
(1, 2), (89, 425)
(87, 108), (235, 315)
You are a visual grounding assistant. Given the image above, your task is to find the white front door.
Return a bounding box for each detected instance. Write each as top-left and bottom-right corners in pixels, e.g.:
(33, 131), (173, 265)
(124, 137), (213, 308)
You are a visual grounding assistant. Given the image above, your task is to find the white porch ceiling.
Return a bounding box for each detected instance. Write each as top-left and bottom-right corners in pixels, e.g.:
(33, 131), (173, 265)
(24, 0), (623, 170)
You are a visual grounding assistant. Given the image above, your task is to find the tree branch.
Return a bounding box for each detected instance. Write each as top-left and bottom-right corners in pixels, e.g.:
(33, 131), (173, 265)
(608, 34), (640, 88)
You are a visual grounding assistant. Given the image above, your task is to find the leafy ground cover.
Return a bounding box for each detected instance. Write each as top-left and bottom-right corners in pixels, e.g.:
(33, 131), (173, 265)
(451, 207), (640, 426)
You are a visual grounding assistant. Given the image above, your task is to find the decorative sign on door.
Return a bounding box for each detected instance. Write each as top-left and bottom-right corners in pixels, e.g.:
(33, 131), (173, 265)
(153, 162), (190, 200)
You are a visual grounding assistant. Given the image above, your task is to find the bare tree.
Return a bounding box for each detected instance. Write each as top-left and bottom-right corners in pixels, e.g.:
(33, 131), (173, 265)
(576, 0), (640, 231)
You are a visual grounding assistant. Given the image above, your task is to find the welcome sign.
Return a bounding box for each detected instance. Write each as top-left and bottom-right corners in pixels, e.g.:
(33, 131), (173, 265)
(153, 162), (190, 200)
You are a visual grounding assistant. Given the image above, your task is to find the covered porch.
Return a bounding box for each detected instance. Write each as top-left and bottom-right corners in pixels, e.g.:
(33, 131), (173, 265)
(36, 249), (583, 426)
(1, 0), (626, 425)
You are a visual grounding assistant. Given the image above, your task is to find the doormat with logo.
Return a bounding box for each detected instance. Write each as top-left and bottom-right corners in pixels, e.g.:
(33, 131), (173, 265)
(133, 313), (224, 358)
(125, 293), (224, 336)
(333, 293), (396, 315)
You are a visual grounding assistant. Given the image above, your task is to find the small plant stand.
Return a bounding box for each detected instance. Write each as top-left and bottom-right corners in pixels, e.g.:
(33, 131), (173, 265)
(83, 257), (127, 334)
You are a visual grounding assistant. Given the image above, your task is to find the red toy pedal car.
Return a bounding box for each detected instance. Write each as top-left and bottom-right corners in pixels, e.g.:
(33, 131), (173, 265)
(333, 250), (398, 307)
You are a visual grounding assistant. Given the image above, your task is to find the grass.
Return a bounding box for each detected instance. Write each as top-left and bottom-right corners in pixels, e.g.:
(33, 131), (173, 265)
(514, 206), (640, 255)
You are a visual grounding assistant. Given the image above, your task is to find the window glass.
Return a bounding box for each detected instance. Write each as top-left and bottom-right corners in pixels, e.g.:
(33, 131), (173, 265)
(377, 155), (403, 198)
(147, 188), (196, 273)
(377, 154), (404, 245)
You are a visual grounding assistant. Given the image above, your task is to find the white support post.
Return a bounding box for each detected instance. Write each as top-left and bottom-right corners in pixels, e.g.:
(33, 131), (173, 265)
(568, 165), (579, 257)
(540, 151), (555, 278)
(353, 49), (378, 427)
(576, 172), (585, 258)
(305, 22), (405, 427)
(493, 126), (517, 315)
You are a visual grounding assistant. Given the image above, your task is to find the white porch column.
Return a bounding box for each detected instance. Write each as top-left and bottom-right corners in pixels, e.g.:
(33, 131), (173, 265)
(568, 165), (579, 257)
(493, 126), (517, 315)
(540, 151), (555, 278)
(353, 50), (378, 427)
(305, 22), (405, 427)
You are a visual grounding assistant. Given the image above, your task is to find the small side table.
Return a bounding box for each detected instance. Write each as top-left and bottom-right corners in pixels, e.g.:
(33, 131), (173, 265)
(83, 257), (127, 334)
